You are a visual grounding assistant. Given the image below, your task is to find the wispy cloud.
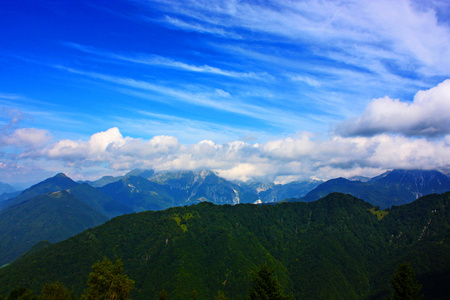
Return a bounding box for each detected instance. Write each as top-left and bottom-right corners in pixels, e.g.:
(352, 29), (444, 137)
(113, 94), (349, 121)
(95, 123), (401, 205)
(56, 65), (320, 134)
(162, 15), (243, 39)
(113, 109), (272, 144)
(140, 0), (450, 75)
(63, 42), (271, 80)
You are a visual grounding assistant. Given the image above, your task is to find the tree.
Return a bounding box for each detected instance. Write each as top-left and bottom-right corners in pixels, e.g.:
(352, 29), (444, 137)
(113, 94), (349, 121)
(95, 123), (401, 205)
(8, 287), (37, 300)
(390, 262), (423, 300)
(214, 290), (229, 300)
(39, 281), (76, 300)
(249, 264), (292, 300)
(159, 288), (167, 300)
(81, 258), (134, 300)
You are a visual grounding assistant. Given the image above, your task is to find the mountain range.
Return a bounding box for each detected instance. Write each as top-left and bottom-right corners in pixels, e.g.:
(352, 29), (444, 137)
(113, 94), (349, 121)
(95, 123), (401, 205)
(0, 169), (449, 267)
(299, 169), (450, 208)
(0, 192), (449, 299)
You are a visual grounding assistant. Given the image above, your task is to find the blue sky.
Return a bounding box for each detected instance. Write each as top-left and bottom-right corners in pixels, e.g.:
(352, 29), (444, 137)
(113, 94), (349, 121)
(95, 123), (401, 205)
(1, 0), (449, 187)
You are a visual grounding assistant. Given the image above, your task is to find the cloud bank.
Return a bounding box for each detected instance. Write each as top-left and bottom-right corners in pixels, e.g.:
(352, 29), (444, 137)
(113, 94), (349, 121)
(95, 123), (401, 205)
(335, 79), (450, 137)
(2, 80), (450, 183)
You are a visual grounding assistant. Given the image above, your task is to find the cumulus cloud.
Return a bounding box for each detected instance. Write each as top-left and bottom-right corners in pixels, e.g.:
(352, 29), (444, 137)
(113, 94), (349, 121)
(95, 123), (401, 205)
(1, 128), (51, 148)
(335, 79), (450, 137)
(44, 127), (180, 163)
(3, 81), (450, 182)
(9, 125), (444, 182)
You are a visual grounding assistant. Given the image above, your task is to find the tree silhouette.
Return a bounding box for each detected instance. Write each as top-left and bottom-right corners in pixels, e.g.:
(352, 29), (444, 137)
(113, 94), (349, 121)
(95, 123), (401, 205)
(159, 288), (167, 300)
(81, 258), (134, 300)
(7, 287), (36, 300)
(249, 264), (292, 300)
(40, 281), (76, 300)
(214, 290), (228, 300)
(390, 262), (423, 300)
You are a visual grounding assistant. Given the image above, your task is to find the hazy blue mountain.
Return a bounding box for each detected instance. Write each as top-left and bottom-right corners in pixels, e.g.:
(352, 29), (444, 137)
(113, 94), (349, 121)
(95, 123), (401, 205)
(86, 169), (323, 205)
(0, 190), (108, 266)
(68, 183), (133, 219)
(84, 169), (156, 187)
(150, 169), (258, 204)
(99, 170), (258, 212)
(0, 191), (21, 205)
(125, 168), (155, 179)
(0, 173), (78, 210)
(369, 169), (450, 198)
(83, 175), (123, 188)
(300, 169), (450, 208)
(0, 182), (16, 195)
(99, 176), (176, 212)
(245, 179), (323, 203)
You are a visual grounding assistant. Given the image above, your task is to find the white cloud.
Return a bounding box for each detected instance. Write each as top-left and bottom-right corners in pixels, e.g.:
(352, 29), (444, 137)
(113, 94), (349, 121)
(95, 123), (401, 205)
(1, 128), (51, 148)
(58, 66), (316, 133)
(290, 75), (321, 87)
(63, 42), (271, 80)
(4, 125), (443, 183)
(45, 127), (125, 161)
(335, 79), (450, 137)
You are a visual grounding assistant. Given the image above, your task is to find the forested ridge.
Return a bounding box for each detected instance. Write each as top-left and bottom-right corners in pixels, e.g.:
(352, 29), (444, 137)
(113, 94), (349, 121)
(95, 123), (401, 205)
(0, 192), (449, 299)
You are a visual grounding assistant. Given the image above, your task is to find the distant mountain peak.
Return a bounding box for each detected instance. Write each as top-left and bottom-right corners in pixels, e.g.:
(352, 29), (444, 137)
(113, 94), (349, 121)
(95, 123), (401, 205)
(199, 169), (215, 179)
(124, 169), (155, 179)
(54, 173), (69, 178)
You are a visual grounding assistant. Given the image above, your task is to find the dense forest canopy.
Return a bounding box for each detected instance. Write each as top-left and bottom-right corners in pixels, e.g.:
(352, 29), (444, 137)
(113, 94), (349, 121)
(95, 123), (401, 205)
(0, 192), (449, 299)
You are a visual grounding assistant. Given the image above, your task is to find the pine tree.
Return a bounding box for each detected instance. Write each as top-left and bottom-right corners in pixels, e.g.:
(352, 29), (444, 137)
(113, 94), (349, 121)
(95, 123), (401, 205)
(390, 262), (423, 300)
(249, 264), (292, 300)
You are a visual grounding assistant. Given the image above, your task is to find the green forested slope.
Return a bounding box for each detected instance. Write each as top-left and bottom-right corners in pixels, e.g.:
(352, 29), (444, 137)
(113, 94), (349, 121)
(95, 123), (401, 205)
(0, 192), (449, 299)
(0, 191), (108, 266)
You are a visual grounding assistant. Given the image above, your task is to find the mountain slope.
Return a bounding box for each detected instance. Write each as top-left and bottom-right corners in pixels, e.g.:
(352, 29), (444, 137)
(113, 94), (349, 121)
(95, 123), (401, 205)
(99, 176), (176, 212)
(0, 191), (20, 205)
(1, 192), (449, 299)
(68, 183), (133, 219)
(150, 170), (258, 205)
(301, 170), (450, 208)
(370, 169), (450, 200)
(250, 179), (323, 202)
(84, 169), (156, 187)
(0, 173), (78, 210)
(0, 190), (108, 266)
(0, 182), (16, 195)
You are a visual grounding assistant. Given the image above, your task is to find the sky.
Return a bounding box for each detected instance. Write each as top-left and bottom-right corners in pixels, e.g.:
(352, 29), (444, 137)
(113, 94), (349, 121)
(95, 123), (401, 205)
(0, 0), (449, 187)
